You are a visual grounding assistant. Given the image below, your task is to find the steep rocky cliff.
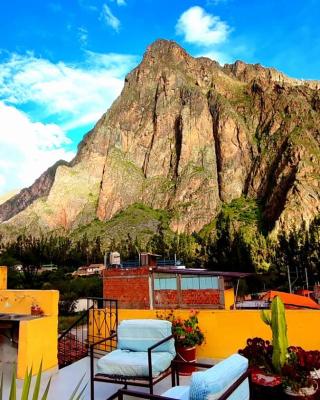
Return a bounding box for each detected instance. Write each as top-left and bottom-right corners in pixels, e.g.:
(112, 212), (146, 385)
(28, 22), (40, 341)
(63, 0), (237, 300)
(1, 40), (319, 236)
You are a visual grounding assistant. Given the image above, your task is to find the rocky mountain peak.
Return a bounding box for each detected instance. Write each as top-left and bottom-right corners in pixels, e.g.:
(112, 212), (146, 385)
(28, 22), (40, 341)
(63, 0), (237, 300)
(0, 40), (319, 238)
(143, 39), (190, 62)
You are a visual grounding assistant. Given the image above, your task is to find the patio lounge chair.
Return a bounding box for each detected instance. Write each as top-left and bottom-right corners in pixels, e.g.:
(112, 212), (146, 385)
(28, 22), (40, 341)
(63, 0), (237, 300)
(90, 319), (176, 400)
(117, 353), (249, 400)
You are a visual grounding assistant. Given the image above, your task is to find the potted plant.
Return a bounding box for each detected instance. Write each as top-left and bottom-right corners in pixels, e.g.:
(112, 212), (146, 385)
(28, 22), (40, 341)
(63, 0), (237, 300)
(31, 302), (44, 316)
(239, 337), (282, 398)
(239, 337), (274, 374)
(157, 309), (204, 375)
(281, 347), (319, 399)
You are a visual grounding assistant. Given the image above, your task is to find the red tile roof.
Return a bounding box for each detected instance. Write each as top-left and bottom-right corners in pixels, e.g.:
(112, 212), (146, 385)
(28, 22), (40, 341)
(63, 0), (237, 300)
(262, 291), (320, 310)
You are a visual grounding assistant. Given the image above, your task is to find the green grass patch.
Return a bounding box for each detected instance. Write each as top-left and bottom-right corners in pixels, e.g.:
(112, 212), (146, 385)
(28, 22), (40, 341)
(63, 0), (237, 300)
(71, 203), (171, 246)
(221, 196), (262, 225)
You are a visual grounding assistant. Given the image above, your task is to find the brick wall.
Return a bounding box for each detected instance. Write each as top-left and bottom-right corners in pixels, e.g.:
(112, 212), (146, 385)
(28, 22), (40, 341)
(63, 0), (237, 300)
(154, 289), (221, 308)
(154, 290), (178, 307)
(103, 268), (225, 309)
(103, 267), (150, 309)
(181, 289), (221, 305)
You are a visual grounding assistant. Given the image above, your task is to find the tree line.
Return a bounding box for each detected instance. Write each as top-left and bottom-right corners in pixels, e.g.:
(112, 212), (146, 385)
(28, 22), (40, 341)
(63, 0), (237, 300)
(0, 215), (319, 295)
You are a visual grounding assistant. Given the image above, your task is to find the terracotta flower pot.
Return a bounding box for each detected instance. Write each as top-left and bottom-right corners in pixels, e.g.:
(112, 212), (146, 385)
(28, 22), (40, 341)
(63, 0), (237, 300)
(250, 371), (282, 400)
(175, 345), (196, 376)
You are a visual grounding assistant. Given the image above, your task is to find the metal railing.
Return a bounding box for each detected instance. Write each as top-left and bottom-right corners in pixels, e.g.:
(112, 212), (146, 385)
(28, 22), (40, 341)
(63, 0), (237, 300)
(120, 259), (183, 268)
(58, 298), (118, 368)
(156, 259), (177, 267)
(122, 260), (140, 268)
(87, 298), (118, 356)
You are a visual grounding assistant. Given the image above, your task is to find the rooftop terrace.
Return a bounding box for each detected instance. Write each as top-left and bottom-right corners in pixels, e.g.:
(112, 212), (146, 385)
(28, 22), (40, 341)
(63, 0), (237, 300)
(0, 357), (192, 399)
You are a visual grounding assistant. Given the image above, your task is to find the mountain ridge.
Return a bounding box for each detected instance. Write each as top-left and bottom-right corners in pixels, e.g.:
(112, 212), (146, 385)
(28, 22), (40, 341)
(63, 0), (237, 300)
(1, 39), (319, 238)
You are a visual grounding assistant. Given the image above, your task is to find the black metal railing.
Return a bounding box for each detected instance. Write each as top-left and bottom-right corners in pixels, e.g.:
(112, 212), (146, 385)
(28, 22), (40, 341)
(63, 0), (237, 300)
(58, 298), (118, 368)
(87, 298), (118, 356)
(156, 259), (177, 267)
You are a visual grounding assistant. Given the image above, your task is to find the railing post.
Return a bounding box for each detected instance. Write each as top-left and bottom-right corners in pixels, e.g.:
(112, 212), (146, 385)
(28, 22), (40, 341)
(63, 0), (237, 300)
(90, 344), (94, 400)
(148, 348), (153, 394)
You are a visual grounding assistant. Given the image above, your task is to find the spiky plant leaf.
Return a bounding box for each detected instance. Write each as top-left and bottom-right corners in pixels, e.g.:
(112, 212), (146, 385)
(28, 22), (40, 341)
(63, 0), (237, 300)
(0, 372), (3, 400)
(68, 374), (86, 400)
(9, 369), (16, 400)
(5, 365), (85, 400)
(21, 368), (32, 400)
(73, 382), (88, 400)
(40, 377), (51, 400)
(31, 362), (43, 400)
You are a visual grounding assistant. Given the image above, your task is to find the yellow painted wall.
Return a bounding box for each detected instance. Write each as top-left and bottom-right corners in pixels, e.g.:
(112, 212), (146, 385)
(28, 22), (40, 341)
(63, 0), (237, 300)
(17, 316), (58, 379)
(116, 309), (320, 360)
(0, 290), (59, 316)
(224, 288), (235, 310)
(0, 266), (7, 290)
(0, 289), (59, 378)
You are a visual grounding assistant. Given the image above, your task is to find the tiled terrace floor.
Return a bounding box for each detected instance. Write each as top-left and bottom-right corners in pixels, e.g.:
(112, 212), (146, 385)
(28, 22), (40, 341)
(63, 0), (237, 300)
(0, 358), (191, 400)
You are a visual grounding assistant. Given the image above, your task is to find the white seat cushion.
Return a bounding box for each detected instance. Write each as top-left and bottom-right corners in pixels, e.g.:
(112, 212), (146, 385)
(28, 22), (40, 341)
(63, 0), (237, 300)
(96, 349), (174, 377)
(162, 386), (190, 400)
(117, 319), (175, 356)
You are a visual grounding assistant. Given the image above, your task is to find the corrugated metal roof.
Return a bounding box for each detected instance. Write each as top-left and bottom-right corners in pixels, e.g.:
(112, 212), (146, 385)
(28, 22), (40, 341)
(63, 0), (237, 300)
(154, 268), (252, 279)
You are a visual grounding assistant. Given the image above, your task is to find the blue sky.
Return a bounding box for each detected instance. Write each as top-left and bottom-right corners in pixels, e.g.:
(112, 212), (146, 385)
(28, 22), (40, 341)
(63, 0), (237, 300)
(0, 0), (319, 195)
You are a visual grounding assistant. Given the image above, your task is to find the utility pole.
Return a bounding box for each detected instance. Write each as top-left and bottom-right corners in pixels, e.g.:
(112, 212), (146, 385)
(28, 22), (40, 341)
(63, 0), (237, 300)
(287, 265), (292, 293)
(305, 267), (309, 291)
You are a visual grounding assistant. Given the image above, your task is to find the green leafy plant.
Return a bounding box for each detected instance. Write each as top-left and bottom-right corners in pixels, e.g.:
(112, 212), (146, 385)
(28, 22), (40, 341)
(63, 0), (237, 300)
(2, 362), (87, 400)
(261, 296), (288, 373)
(156, 309), (204, 348)
(238, 337), (273, 372)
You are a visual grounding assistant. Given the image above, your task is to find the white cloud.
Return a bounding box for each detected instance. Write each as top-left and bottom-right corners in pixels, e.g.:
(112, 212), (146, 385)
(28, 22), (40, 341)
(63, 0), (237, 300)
(0, 51), (137, 131)
(0, 50), (137, 194)
(78, 0), (98, 11)
(78, 27), (88, 47)
(0, 102), (75, 194)
(176, 6), (230, 47)
(100, 4), (120, 32)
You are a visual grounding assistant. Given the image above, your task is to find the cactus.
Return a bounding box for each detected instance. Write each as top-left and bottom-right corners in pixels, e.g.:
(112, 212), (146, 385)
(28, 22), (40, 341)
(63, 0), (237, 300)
(261, 296), (288, 373)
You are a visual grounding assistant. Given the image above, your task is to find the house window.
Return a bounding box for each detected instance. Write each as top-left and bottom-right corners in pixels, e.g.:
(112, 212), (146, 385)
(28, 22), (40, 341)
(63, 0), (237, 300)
(181, 276), (219, 290)
(154, 274), (177, 290)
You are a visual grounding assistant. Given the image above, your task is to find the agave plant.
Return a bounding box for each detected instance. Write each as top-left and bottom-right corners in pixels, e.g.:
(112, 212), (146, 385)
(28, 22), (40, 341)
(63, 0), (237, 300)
(2, 362), (87, 400)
